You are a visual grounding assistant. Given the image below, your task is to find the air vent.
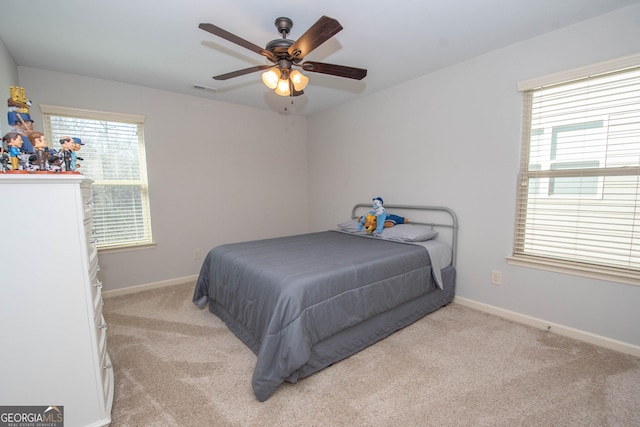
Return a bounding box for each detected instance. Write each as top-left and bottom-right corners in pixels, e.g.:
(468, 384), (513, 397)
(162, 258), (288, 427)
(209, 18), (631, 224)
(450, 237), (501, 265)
(192, 85), (218, 92)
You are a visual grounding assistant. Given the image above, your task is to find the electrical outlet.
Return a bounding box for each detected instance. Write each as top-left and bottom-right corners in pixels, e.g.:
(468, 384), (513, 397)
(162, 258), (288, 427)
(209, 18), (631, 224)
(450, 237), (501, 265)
(193, 249), (201, 260)
(491, 270), (502, 285)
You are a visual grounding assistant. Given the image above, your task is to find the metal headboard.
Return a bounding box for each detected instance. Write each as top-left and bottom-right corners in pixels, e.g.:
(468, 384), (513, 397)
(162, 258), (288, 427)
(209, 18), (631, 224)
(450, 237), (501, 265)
(351, 203), (459, 268)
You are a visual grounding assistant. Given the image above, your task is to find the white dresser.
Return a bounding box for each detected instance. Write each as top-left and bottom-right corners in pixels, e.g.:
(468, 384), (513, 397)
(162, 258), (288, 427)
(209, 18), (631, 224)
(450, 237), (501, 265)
(0, 175), (114, 427)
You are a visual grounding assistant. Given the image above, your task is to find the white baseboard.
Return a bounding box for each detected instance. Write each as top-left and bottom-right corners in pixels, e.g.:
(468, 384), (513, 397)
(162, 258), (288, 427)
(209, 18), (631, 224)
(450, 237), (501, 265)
(102, 275), (198, 298)
(453, 296), (640, 358)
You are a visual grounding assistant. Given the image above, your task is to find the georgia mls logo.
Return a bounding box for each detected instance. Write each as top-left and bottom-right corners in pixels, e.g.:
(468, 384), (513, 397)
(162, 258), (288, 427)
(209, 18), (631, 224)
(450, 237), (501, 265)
(0, 405), (64, 427)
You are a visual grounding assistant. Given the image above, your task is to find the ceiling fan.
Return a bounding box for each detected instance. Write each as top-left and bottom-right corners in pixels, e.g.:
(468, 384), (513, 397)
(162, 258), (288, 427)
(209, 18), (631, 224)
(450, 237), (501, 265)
(198, 16), (367, 97)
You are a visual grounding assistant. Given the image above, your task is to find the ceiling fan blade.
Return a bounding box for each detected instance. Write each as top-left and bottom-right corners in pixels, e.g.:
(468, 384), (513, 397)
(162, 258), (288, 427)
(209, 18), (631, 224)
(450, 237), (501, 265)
(301, 61), (367, 80)
(199, 23), (277, 62)
(287, 16), (343, 60)
(213, 65), (272, 80)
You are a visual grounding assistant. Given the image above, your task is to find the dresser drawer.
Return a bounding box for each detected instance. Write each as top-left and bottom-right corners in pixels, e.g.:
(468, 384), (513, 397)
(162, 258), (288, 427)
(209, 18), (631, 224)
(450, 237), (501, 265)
(99, 344), (109, 394)
(93, 288), (104, 317)
(87, 240), (99, 272)
(80, 184), (93, 221)
(96, 313), (108, 354)
(91, 277), (104, 306)
(102, 352), (113, 403)
(84, 215), (97, 250)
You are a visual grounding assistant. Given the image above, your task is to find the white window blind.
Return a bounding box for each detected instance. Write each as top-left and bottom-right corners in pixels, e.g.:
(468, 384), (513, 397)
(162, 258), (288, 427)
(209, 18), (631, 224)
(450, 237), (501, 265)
(513, 62), (640, 285)
(41, 105), (153, 250)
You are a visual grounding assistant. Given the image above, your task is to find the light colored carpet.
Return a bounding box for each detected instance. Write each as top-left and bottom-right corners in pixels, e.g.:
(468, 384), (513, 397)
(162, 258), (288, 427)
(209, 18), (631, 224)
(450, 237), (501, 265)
(103, 281), (640, 426)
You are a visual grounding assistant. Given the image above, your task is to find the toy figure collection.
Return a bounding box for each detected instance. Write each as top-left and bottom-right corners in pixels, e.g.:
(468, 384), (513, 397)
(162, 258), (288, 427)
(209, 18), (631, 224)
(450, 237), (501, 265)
(1, 86), (84, 173)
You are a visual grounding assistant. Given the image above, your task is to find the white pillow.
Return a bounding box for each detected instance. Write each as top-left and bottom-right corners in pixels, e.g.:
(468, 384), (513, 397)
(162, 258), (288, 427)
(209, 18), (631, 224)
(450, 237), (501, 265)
(380, 224), (438, 242)
(337, 219), (363, 233)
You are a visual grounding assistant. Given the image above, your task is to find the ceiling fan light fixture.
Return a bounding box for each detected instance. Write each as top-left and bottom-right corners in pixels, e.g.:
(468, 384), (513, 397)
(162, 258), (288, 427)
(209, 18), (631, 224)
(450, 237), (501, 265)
(274, 78), (291, 96)
(290, 70), (309, 91)
(201, 16), (367, 99)
(261, 68), (281, 89)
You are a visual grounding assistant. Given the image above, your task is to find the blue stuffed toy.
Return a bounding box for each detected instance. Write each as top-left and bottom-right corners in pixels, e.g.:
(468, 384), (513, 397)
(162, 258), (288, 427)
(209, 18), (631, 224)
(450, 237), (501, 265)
(358, 197), (387, 236)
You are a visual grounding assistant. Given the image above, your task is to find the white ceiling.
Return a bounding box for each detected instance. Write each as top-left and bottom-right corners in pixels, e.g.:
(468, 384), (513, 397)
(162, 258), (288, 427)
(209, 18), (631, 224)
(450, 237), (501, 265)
(1, 0), (638, 116)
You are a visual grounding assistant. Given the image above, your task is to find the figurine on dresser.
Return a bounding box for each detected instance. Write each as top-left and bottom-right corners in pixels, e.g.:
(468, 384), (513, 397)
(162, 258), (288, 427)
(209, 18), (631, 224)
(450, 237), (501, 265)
(3, 132), (23, 171)
(0, 143), (9, 172)
(7, 86), (35, 154)
(71, 137), (84, 171)
(47, 149), (63, 172)
(29, 131), (49, 171)
(59, 136), (75, 172)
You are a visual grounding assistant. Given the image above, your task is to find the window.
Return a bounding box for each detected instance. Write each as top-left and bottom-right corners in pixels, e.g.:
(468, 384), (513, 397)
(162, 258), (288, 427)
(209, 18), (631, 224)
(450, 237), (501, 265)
(41, 105), (153, 250)
(511, 55), (640, 286)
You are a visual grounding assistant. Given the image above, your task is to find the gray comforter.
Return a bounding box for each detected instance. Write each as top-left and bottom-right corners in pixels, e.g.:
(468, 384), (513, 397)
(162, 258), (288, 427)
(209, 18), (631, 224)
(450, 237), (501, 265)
(193, 231), (441, 401)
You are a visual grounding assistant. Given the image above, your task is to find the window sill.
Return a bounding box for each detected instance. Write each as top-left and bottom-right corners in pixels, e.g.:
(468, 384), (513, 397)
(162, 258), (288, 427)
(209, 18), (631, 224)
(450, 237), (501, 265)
(506, 255), (640, 287)
(98, 242), (156, 255)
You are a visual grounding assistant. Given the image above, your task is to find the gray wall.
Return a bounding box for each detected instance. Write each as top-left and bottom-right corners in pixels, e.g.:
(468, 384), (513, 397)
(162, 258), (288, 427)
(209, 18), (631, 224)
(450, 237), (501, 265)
(0, 37), (18, 134)
(306, 4), (640, 347)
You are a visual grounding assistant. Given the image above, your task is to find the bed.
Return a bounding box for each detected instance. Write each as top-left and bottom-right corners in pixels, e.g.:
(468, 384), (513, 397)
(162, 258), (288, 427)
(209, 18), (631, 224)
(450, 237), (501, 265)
(193, 204), (458, 401)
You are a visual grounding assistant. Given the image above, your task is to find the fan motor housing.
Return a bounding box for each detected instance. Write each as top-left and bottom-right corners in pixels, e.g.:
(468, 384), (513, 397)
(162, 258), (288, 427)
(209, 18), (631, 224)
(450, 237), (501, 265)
(266, 38), (294, 54)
